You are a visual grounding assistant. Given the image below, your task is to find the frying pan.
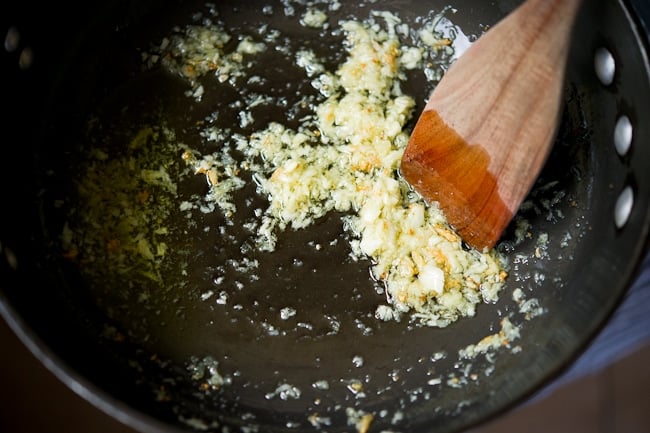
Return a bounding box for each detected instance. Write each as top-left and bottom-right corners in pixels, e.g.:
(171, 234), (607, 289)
(2, 0), (650, 432)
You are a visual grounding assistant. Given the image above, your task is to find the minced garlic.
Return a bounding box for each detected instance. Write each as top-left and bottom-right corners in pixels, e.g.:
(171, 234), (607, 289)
(153, 9), (508, 327)
(62, 124), (185, 286)
(458, 317), (521, 359)
(121, 4), (507, 326)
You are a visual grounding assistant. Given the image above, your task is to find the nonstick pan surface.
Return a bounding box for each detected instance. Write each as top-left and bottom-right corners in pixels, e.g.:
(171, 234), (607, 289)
(2, 0), (650, 432)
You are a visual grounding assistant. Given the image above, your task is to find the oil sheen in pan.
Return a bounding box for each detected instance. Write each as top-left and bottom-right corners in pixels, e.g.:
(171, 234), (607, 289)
(53, 0), (591, 430)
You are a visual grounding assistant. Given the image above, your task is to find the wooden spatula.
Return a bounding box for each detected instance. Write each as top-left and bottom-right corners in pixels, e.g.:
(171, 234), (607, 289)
(400, 0), (583, 251)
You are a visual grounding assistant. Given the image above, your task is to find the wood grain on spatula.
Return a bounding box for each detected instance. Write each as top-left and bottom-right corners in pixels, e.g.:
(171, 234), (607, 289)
(401, 0), (583, 251)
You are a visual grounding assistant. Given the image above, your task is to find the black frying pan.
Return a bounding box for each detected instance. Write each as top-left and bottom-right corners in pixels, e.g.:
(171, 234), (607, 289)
(2, 0), (650, 432)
